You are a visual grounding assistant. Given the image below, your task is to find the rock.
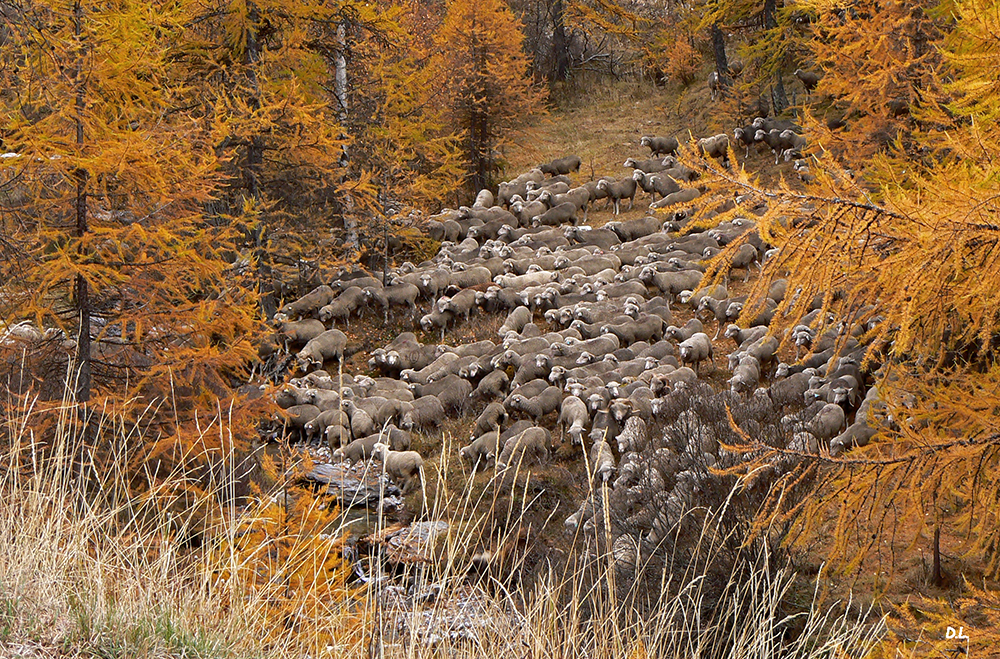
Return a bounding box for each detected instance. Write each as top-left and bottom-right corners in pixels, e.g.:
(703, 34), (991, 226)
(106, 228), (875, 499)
(302, 462), (404, 511)
(364, 520), (450, 566)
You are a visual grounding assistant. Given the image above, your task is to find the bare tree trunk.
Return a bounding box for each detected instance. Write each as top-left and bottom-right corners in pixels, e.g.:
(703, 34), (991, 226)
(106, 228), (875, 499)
(551, 0), (569, 81)
(763, 0), (789, 113)
(335, 22), (359, 256)
(931, 523), (943, 586)
(243, 3), (277, 316)
(711, 23), (730, 88)
(72, 0), (90, 407)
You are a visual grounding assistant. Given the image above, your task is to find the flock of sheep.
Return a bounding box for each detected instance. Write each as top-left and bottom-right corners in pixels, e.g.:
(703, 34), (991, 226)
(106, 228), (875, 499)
(260, 118), (886, 553)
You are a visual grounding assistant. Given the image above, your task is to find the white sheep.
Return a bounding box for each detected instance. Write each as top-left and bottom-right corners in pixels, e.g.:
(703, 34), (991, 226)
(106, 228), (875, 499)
(371, 442), (424, 494)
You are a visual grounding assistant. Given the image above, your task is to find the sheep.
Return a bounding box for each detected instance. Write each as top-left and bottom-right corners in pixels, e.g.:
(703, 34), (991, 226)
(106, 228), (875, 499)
(729, 355), (762, 395)
(399, 395), (445, 433)
(304, 408), (351, 442)
(590, 440), (616, 484)
(724, 324), (768, 349)
(623, 157), (672, 173)
(733, 125), (758, 158)
(510, 197), (549, 226)
(602, 315), (664, 346)
(410, 374), (473, 414)
(754, 128), (804, 164)
(794, 68), (822, 92)
(318, 286), (367, 326)
(473, 401), (509, 437)
(605, 216), (661, 242)
(752, 116), (800, 134)
(427, 219), (462, 242)
(539, 155), (582, 176)
(680, 284), (728, 308)
(401, 352), (460, 385)
(596, 177), (638, 215)
(555, 333), (620, 357)
(632, 170), (680, 202)
(553, 254), (621, 275)
(708, 71), (721, 101)
(538, 187), (591, 213)
(565, 496), (598, 531)
(666, 318), (704, 342)
(295, 329), (348, 372)
(498, 169), (544, 207)
(274, 385), (311, 409)
(678, 332), (715, 375)
(447, 266), (493, 291)
(640, 267), (702, 296)
(274, 404), (321, 441)
(472, 368), (510, 402)
(615, 415), (649, 455)
(557, 395), (590, 445)
(276, 319), (326, 351)
(829, 422), (877, 457)
(460, 430), (502, 469)
(802, 403), (846, 441)
(417, 268), (452, 300)
(649, 187), (701, 210)
(527, 175), (573, 193)
(333, 434), (382, 464)
(564, 226), (621, 250)
(767, 370), (814, 408)
(419, 307), (455, 340)
(495, 270), (559, 290)
(439, 289), (478, 323)
(697, 134), (730, 164)
(371, 442), (424, 495)
(473, 189), (494, 208)
(496, 427), (550, 470)
(280, 285), (336, 319)
(640, 135), (679, 157)
(342, 400), (376, 440)
(506, 386), (563, 423)
(778, 130), (807, 159)
(363, 283), (420, 319)
(306, 388), (342, 411)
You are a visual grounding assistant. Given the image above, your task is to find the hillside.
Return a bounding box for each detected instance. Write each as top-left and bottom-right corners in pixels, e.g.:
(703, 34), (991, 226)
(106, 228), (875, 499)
(4, 0), (1000, 654)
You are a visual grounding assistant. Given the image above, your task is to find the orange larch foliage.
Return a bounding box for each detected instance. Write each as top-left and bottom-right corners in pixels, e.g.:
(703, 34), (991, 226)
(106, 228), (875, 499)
(694, 0), (1000, 599)
(431, 0), (545, 192)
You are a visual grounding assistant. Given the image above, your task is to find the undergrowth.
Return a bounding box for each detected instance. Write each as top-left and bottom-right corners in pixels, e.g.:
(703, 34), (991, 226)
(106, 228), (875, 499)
(0, 390), (898, 659)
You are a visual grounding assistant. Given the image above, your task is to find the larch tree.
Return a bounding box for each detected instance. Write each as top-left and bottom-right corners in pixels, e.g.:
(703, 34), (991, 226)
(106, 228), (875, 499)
(175, 0), (378, 306)
(432, 0), (544, 193)
(696, 0), (1000, 602)
(0, 1), (256, 410)
(344, 2), (465, 211)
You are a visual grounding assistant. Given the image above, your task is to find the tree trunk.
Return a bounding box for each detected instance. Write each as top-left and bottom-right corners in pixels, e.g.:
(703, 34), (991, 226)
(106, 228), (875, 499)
(243, 2), (278, 315)
(335, 21), (359, 257)
(72, 0), (91, 407)
(931, 523), (943, 586)
(711, 23), (730, 87)
(551, 0), (569, 81)
(763, 0), (789, 112)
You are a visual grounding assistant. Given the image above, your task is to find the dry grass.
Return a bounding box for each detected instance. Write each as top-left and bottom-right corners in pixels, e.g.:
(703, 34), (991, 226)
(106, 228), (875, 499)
(0, 391), (890, 659)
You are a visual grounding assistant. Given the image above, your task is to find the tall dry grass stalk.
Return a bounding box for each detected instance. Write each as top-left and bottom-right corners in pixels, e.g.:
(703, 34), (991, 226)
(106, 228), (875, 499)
(0, 393), (887, 658)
